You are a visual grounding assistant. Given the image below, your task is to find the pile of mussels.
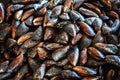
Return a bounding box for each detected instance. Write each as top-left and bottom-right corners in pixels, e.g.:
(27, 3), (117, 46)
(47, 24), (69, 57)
(0, 0), (120, 80)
